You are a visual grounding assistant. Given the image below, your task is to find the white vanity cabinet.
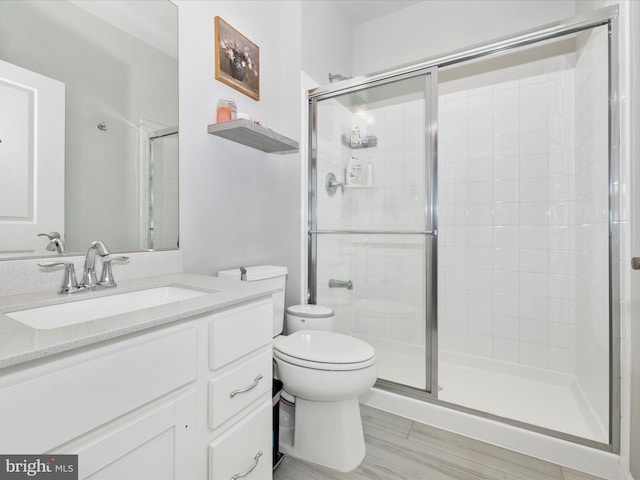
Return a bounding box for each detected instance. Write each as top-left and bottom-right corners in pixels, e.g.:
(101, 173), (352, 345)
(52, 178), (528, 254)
(0, 292), (274, 480)
(207, 298), (274, 480)
(0, 322), (199, 478)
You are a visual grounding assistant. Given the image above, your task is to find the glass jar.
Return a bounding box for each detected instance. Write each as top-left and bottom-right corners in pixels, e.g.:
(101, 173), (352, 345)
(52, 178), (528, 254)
(216, 98), (237, 123)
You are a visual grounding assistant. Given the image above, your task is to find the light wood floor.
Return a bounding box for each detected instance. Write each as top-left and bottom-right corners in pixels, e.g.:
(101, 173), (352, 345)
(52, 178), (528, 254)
(273, 405), (606, 480)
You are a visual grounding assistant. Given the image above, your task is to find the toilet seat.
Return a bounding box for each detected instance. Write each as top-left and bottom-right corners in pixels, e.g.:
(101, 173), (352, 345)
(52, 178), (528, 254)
(274, 349), (375, 371)
(273, 330), (375, 371)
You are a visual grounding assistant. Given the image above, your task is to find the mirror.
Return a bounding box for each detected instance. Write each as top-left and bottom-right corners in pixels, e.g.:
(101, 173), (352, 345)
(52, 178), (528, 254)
(0, 0), (178, 259)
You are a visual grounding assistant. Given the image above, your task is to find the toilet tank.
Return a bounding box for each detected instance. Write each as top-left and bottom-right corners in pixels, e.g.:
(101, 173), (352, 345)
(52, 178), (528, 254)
(217, 265), (287, 337)
(286, 304), (335, 334)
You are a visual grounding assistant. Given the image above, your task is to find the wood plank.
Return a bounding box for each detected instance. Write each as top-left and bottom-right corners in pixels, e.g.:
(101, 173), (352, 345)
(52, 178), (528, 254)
(207, 119), (299, 153)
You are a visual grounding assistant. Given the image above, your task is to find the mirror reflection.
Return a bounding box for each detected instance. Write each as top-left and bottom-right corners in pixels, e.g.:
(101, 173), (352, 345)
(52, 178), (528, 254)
(0, 0), (178, 258)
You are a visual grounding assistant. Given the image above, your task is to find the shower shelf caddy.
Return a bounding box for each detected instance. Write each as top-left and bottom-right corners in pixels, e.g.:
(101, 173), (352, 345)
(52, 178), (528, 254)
(207, 119), (299, 154)
(340, 134), (378, 149)
(340, 132), (378, 189)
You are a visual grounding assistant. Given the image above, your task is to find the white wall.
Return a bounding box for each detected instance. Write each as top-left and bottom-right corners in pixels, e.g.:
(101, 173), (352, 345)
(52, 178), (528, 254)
(300, 1), (353, 85)
(352, 0), (575, 76)
(176, 1), (303, 307)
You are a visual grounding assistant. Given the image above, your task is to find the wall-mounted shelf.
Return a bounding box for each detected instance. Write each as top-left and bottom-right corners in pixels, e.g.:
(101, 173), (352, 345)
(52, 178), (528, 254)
(207, 119), (299, 154)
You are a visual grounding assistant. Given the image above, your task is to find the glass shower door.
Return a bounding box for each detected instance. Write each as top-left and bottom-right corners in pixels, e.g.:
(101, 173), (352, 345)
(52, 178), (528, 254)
(308, 70), (437, 393)
(436, 25), (613, 443)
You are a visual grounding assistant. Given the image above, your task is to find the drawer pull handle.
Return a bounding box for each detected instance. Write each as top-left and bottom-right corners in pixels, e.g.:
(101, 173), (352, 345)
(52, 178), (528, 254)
(230, 450), (262, 480)
(230, 374), (263, 398)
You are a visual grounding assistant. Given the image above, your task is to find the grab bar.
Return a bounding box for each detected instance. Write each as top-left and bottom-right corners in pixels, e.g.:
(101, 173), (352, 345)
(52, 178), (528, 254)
(309, 229), (436, 235)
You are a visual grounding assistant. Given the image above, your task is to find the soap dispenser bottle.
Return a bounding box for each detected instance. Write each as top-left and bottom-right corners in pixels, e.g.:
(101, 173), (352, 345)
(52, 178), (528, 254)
(346, 154), (362, 185)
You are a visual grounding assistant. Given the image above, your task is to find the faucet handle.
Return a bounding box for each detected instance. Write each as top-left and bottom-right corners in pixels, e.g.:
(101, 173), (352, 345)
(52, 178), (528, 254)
(38, 232), (61, 240)
(38, 261), (82, 295)
(99, 255), (129, 288)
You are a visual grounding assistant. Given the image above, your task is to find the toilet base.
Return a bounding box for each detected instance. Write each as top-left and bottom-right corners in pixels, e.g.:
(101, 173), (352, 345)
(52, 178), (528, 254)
(289, 397), (365, 472)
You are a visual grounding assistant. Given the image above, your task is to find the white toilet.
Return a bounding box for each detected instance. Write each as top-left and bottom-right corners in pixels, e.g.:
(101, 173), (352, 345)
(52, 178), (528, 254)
(217, 265), (377, 472)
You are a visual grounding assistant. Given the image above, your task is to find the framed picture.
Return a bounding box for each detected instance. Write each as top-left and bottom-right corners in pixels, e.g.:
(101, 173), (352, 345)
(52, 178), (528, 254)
(214, 16), (260, 101)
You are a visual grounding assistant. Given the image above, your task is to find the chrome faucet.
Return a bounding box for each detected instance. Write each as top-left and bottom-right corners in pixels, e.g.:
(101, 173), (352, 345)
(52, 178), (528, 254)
(38, 232), (65, 254)
(38, 240), (129, 294)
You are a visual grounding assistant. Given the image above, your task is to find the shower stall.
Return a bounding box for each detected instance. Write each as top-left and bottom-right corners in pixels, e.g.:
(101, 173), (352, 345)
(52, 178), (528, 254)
(307, 6), (619, 450)
(138, 122), (179, 251)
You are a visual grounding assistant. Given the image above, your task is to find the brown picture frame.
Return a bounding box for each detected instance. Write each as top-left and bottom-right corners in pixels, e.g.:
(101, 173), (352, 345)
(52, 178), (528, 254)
(214, 16), (260, 101)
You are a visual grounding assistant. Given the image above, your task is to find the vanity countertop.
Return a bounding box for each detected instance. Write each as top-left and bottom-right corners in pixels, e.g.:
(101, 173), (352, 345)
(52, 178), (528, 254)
(0, 273), (276, 369)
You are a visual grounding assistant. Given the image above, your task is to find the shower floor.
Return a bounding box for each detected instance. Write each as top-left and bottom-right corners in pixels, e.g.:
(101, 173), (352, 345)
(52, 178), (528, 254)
(360, 337), (608, 443)
(438, 351), (607, 443)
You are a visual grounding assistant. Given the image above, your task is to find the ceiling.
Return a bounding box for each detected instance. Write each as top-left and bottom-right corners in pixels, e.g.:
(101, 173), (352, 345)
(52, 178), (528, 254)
(329, 0), (423, 25)
(68, 0), (177, 57)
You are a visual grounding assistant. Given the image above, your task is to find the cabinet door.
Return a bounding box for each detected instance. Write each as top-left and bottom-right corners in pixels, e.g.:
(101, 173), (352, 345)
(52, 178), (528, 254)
(59, 392), (196, 480)
(209, 398), (271, 480)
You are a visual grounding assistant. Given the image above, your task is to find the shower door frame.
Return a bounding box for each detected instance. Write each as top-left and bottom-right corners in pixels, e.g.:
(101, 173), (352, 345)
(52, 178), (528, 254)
(307, 67), (439, 396)
(306, 5), (620, 451)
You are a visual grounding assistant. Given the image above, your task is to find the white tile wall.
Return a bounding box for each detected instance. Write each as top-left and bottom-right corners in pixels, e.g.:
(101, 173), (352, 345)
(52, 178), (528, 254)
(438, 36), (608, 383)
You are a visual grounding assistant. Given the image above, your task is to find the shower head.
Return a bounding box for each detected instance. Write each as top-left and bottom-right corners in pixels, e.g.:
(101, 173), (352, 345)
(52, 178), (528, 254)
(328, 72), (352, 83)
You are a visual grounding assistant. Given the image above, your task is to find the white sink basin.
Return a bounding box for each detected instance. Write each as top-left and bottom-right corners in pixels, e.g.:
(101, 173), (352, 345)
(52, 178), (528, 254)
(6, 286), (211, 330)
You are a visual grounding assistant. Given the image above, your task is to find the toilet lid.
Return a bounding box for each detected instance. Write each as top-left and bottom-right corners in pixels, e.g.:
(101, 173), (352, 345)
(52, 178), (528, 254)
(286, 304), (334, 318)
(273, 330), (375, 365)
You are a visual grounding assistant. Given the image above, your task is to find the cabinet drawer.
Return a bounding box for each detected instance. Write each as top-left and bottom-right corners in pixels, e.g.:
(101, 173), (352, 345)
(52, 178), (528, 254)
(209, 299), (272, 371)
(208, 348), (272, 430)
(0, 326), (197, 453)
(209, 398), (271, 480)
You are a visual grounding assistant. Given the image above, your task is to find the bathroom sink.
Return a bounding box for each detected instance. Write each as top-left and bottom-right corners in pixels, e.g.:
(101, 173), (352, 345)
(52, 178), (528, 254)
(5, 286), (212, 330)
